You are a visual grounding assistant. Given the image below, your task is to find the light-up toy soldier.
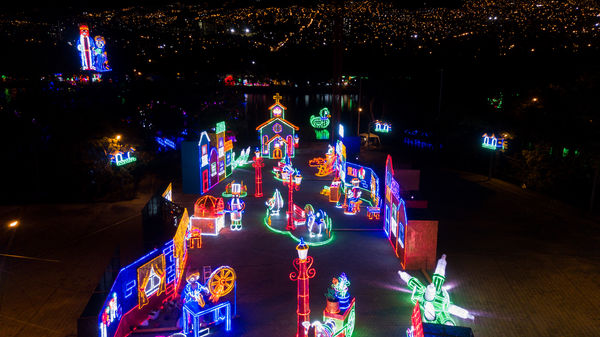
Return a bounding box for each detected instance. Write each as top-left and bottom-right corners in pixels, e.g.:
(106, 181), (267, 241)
(398, 254), (474, 325)
(227, 183), (245, 231)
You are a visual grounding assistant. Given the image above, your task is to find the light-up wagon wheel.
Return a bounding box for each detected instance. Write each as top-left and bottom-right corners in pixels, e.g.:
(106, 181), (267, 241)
(207, 266), (236, 303)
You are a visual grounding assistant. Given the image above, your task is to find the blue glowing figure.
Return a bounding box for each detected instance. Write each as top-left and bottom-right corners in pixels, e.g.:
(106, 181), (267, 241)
(93, 36), (111, 72)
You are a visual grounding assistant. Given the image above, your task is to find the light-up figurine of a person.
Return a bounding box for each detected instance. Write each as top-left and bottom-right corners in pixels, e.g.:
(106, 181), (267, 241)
(184, 271), (209, 308)
(93, 36), (111, 72)
(345, 178), (362, 214)
(398, 254), (474, 325)
(228, 183), (245, 231)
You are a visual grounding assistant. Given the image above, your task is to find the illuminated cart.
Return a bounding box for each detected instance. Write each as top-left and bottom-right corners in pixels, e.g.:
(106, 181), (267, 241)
(323, 298), (356, 337)
(182, 301), (231, 337)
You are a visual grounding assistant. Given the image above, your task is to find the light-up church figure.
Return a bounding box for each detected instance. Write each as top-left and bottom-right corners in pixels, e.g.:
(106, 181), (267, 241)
(227, 183), (245, 231)
(77, 24), (111, 72)
(398, 254), (474, 326)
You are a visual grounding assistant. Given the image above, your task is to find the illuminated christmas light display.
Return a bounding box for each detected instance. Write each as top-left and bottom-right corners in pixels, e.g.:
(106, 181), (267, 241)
(110, 149), (137, 166)
(182, 121), (236, 194)
(77, 24), (111, 72)
(266, 189), (284, 215)
(321, 273), (356, 337)
(227, 183), (245, 231)
(305, 205), (332, 238)
(481, 133), (505, 150)
(182, 266), (236, 336)
(190, 195), (225, 236)
(221, 180), (248, 198)
(313, 141), (379, 216)
(97, 206), (193, 337)
(374, 120), (392, 133)
(155, 136), (176, 150)
(256, 93), (300, 159)
(406, 301), (425, 337)
(384, 155), (408, 265)
(283, 162), (304, 230)
(310, 108), (331, 140)
(232, 146), (252, 169)
(252, 149), (264, 197)
(398, 255), (474, 326)
(290, 239), (316, 337)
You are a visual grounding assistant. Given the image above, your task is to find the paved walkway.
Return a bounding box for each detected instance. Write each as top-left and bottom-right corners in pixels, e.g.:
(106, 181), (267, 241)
(1, 142), (599, 336)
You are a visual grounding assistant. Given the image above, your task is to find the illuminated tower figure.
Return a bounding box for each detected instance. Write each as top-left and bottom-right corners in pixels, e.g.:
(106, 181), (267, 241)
(290, 238), (316, 337)
(93, 36), (111, 72)
(252, 149), (264, 197)
(77, 25), (95, 71)
(344, 178), (362, 215)
(227, 183), (245, 231)
(398, 254), (474, 326)
(266, 189), (284, 215)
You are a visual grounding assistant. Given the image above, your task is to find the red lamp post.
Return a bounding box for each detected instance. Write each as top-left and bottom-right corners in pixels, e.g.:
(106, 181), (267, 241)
(289, 238), (315, 337)
(252, 150), (264, 197)
(283, 167), (302, 230)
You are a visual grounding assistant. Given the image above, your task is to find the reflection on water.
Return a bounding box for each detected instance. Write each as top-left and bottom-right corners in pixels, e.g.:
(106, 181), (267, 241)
(244, 93), (358, 117)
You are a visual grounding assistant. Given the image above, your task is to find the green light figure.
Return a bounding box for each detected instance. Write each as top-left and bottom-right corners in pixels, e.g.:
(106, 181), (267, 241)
(398, 254), (474, 326)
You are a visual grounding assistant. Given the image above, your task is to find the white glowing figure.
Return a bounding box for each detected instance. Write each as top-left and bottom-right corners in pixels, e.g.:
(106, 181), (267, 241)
(228, 183), (245, 231)
(398, 254), (474, 325)
(266, 189), (284, 215)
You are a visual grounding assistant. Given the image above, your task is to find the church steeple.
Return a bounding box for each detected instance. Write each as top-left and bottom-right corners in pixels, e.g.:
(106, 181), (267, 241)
(269, 93), (286, 119)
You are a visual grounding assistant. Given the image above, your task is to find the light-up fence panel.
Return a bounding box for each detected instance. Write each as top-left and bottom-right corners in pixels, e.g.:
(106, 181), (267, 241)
(98, 209), (190, 337)
(256, 93), (300, 159)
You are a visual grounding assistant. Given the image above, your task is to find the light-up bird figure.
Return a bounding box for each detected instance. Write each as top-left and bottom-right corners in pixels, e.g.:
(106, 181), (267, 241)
(310, 108), (331, 129)
(398, 254), (474, 326)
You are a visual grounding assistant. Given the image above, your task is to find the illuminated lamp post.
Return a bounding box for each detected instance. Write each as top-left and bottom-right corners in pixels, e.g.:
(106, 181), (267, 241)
(252, 149), (264, 197)
(284, 167), (303, 230)
(290, 238), (315, 337)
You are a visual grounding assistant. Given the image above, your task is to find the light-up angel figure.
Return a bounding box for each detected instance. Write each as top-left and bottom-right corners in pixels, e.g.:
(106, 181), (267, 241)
(398, 254), (474, 326)
(227, 183), (245, 231)
(266, 189), (284, 215)
(344, 178), (363, 215)
(184, 271), (210, 308)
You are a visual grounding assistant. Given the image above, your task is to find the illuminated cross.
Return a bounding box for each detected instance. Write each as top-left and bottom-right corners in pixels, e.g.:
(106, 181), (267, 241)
(273, 93), (282, 105)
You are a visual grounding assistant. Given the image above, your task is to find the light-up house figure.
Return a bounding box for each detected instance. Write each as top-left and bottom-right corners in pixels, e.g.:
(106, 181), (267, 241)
(398, 254), (474, 326)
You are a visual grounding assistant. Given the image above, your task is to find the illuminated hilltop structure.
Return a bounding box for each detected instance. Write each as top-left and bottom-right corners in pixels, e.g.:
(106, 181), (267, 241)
(77, 24), (111, 72)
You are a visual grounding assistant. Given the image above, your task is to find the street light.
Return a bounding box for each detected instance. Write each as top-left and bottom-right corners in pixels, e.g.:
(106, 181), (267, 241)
(116, 135), (122, 141)
(8, 220), (18, 228)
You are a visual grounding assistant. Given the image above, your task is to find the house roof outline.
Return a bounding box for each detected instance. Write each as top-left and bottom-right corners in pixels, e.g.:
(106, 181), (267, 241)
(256, 117), (299, 131)
(268, 102), (287, 111)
